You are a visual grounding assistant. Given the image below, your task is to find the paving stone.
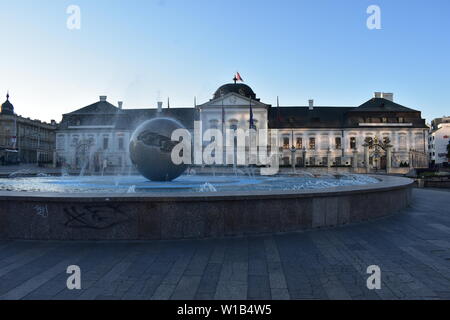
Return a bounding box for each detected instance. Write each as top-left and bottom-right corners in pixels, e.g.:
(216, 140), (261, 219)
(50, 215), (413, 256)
(171, 275), (202, 300)
(1, 189), (450, 300)
(248, 275), (271, 300)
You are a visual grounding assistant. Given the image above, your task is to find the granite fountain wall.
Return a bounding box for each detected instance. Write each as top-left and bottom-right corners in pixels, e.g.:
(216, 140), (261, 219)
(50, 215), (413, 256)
(0, 176), (413, 240)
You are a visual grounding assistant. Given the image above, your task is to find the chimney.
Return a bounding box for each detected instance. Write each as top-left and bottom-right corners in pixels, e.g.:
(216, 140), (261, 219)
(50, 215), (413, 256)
(118, 101), (123, 109)
(382, 93), (394, 102)
(374, 92), (382, 98)
(308, 99), (314, 110)
(157, 101), (163, 113)
(99, 95), (107, 102)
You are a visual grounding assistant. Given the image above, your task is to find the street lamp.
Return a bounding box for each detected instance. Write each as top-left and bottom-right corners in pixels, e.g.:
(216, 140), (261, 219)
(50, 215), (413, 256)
(290, 130), (297, 172)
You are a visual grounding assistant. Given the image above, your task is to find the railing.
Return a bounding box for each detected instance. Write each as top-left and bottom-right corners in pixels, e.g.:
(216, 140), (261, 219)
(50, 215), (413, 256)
(410, 149), (428, 169)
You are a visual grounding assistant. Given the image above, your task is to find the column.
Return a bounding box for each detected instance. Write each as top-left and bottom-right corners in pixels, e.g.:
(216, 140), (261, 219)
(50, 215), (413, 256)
(302, 148), (307, 168)
(53, 150), (57, 168)
(352, 150), (358, 172)
(409, 151), (414, 169)
(386, 146), (392, 174)
(364, 145), (370, 173)
(291, 148), (296, 170)
(327, 149), (332, 171)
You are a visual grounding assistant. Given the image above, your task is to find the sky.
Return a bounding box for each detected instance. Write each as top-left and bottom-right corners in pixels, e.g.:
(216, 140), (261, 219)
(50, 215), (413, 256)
(0, 0), (449, 123)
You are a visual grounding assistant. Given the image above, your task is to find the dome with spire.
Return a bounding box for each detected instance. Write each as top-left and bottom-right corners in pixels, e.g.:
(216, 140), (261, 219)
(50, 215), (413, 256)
(1, 93), (14, 115)
(213, 83), (257, 100)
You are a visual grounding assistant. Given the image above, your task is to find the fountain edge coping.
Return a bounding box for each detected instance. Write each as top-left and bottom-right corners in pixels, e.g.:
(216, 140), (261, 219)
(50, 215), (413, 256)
(0, 175), (414, 203)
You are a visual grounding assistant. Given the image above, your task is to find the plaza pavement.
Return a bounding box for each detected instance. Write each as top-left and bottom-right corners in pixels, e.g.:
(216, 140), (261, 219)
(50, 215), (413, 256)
(0, 188), (449, 300)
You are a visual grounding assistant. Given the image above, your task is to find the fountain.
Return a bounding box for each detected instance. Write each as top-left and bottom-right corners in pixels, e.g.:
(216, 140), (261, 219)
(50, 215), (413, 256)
(0, 117), (414, 241)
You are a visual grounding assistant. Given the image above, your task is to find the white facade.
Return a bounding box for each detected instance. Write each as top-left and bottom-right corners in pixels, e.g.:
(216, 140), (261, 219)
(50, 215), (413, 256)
(275, 128), (427, 168)
(429, 117), (450, 165)
(199, 92), (429, 170)
(56, 88), (430, 172)
(56, 129), (132, 171)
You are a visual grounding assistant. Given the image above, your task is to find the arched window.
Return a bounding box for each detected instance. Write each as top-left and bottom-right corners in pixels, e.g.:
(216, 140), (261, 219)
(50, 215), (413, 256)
(209, 119), (219, 129)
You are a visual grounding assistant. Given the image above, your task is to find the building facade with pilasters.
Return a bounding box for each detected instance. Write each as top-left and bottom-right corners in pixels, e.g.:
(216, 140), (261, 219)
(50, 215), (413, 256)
(199, 84), (429, 172)
(56, 82), (429, 172)
(0, 93), (57, 165)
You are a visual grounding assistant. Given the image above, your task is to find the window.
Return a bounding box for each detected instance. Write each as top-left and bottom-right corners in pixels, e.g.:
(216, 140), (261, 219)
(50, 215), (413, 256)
(296, 137), (303, 149)
(398, 117), (404, 123)
(399, 134), (407, 151)
(87, 135), (95, 146)
(118, 137), (124, 150)
(229, 120), (238, 131)
(335, 137), (342, 150)
(335, 157), (342, 166)
(103, 137), (109, 150)
(57, 135), (65, 150)
(283, 137), (290, 149)
(382, 117), (388, 123)
(309, 157), (315, 166)
(322, 157), (328, 166)
(350, 137), (357, 150)
(209, 119), (219, 129)
(309, 138), (316, 150)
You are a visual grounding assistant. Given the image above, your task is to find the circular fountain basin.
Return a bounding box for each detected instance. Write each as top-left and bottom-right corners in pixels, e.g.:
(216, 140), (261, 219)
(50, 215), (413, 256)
(0, 174), (413, 240)
(0, 174), (379, 194)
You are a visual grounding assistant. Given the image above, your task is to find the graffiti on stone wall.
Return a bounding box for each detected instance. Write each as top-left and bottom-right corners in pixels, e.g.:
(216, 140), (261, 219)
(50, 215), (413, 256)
(63, 204), (132, 230)
(34, 204), (49, 218)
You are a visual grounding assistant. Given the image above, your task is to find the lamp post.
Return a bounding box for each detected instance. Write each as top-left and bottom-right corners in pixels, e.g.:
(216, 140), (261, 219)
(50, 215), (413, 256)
(290, 145), (297, 172)
(290, 131), (297, 172)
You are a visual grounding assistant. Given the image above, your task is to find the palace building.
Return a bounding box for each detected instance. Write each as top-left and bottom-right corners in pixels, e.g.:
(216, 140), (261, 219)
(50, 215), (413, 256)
(56, 81), (429, 173)
(0, 93), (57, 165)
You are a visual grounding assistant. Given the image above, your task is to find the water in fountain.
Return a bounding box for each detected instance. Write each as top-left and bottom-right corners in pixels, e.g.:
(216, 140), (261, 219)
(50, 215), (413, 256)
(61, 166), (69, 177)
(295, 170), (315, 178)
(36, 173), (51, 178)
(0, 174), (379, 194)
(8, 169), (32, 178)
(199, 182), (217, 192)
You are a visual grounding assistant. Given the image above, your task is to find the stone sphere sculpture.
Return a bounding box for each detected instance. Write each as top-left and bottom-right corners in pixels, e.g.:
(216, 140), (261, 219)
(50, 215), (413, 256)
(129, 118), (187, 182)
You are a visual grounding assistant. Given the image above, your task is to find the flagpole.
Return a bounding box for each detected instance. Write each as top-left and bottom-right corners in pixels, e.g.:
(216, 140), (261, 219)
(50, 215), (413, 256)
(277, 96), (281, 127)
(222, 98), (225, 132)
(249, 97), (254, 130)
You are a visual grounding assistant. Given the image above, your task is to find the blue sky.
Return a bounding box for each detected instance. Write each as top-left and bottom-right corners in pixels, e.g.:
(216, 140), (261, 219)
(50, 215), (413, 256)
(0, 0), (449, 122)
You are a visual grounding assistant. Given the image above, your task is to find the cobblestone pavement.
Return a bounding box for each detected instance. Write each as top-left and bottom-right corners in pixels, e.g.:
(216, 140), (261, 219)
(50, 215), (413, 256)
(0, 188), (449, 300)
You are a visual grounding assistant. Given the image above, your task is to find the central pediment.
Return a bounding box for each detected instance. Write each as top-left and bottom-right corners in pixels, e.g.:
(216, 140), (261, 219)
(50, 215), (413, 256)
(200, 92), (269, 109)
